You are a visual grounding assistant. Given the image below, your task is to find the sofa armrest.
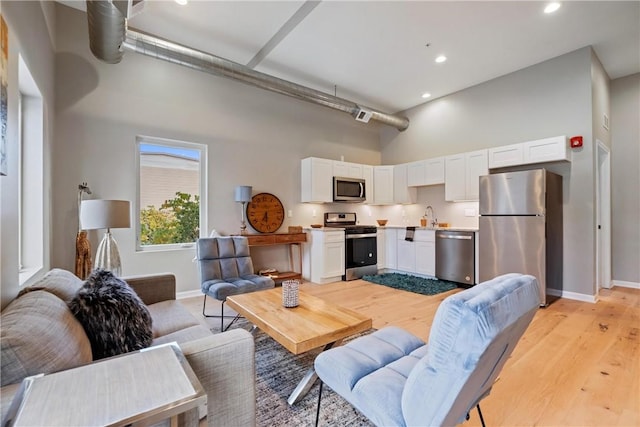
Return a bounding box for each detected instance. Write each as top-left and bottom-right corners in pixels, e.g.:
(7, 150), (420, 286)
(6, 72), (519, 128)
(179, 329), (255, 427)
(123, 273), (176, 305)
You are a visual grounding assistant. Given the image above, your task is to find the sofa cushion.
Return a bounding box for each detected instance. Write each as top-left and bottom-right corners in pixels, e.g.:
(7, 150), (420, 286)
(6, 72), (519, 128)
(69, 270), (153, 360)
(146, 300), (203, 338)
(1, 290), (93, 387)
(152, 325), (213, 346)
(19, 268), (85, 304)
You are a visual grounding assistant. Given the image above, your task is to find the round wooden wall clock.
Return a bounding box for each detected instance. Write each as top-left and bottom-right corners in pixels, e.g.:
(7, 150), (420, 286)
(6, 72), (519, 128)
(246, 193), (285, 233)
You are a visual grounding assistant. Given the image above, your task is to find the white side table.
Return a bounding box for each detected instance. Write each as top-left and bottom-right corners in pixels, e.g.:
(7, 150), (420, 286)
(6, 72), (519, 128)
(3, 342), (206, 427)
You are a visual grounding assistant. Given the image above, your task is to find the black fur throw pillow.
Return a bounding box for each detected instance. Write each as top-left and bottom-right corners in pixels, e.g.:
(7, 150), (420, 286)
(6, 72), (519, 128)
(69, 269), (153, 360)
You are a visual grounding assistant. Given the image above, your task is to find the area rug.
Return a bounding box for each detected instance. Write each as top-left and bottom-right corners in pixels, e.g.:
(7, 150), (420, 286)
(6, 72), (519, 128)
(362, 272), (458, 296)
(214, 320), (375, 426)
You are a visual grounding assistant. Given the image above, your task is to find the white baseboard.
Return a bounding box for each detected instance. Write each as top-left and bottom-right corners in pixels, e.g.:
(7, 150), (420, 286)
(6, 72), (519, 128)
(177, 289), (203, 300)
(547, 288), (597, 304)
(612, 280), (640, 289)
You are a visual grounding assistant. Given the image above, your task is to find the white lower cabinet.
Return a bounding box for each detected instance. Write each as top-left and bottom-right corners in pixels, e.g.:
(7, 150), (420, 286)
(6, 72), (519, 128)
(377, 229), (386, 269)
(303, 230), (345, 284)
(384, 228), (397, 270)
(415, 241), (435, 277)
(390, 229), (435, 277)
(396, 239), (415, 273)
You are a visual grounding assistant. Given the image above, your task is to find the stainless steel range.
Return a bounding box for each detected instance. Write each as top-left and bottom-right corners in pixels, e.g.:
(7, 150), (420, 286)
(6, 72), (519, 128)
(324, 212), (378, 281)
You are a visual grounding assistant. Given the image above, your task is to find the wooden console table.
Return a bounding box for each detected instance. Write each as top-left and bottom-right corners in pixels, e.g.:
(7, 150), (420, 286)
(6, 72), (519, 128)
(245, 233), (307, 282)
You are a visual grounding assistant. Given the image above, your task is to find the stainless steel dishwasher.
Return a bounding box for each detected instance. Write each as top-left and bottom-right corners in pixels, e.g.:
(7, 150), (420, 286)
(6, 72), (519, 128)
(436, 230), (475, 285)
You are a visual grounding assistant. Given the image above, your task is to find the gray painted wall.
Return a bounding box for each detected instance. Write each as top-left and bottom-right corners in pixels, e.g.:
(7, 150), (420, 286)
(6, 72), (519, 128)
(0, 2), (55, 309)
(611, 73), (640, 284)
(379, 47), (600, 298)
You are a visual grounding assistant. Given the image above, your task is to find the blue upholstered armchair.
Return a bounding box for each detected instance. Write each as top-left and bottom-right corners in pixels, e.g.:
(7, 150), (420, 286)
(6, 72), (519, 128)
(314, 273), (540, 427)
(196, 237), (274, 331)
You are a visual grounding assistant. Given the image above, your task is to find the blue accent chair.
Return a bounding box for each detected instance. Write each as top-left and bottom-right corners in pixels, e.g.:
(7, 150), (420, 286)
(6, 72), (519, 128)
(314, 273), (540, 427)
(196, 237), (274, 331)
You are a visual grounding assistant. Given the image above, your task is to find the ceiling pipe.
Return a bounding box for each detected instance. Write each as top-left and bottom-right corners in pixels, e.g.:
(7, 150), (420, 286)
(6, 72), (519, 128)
(85, 1), (410, 131)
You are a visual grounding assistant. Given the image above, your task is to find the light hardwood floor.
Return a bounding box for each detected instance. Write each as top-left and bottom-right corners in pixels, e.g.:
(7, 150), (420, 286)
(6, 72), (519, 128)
(181, 281), (639, 426)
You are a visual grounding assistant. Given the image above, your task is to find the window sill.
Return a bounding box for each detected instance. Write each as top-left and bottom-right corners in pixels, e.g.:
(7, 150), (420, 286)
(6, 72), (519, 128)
(19, 267), (44, 287)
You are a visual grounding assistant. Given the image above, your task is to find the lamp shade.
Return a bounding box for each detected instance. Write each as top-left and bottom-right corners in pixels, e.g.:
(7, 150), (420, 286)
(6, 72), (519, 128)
(234, 186), (252, 203)
(80, 200), (131, 230)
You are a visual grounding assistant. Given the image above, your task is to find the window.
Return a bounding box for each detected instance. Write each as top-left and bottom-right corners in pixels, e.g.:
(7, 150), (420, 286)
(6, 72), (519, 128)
(18, 55), (44, 284)
(136, 136), (207, 251)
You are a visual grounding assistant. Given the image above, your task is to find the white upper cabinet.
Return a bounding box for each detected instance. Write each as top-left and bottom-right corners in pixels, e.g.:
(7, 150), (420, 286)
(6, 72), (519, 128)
(393, 164), (417, 204)
(523, 135), (571, 164)
(407, 157), (445, 187)
(445, 149), (488, 201)
(301, 157), (333, 203)
(488, 135), (570, 169)
(333, 161), (363, 179)
(373, 166), (394, 205)
(488, 143), (524, 168)
(424, 157), (445, 185)
(362, 165), (374, 204)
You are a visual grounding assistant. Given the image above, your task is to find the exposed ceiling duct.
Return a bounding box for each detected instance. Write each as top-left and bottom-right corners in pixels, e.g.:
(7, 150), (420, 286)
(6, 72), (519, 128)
(85, 0), (410, 131)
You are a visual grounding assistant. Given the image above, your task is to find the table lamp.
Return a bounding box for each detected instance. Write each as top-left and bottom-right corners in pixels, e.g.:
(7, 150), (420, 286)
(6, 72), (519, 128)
(235, 185), (252, 234)
(80, 199), (131, 276)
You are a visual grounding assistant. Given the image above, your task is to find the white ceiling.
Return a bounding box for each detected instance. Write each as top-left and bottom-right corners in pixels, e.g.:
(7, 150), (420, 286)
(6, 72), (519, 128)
(59, 0), (640, 114)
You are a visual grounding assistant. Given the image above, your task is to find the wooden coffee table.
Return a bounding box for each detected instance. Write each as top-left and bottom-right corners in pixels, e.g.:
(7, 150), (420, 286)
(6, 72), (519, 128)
(226, 287), (372, 405)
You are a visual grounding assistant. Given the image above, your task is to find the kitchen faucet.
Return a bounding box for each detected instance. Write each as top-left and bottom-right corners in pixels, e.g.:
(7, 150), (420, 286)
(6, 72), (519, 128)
(425, 205), (437, 228)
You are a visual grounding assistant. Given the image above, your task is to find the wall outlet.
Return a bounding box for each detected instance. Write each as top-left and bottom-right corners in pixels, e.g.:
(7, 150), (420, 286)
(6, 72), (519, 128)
(464, 208), (476, 217)
(312, 209), (316, 217)
(287, 210), (293, 218)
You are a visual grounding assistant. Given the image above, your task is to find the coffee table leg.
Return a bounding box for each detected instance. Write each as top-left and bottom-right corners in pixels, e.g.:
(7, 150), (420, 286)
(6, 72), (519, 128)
(287, 340), (342, 406)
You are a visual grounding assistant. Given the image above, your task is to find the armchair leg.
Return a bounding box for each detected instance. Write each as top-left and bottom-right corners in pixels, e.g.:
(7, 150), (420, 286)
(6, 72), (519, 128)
(477, 404), (486, 427)
(202, 296), (242, 332)
(315, 381), (324, 427)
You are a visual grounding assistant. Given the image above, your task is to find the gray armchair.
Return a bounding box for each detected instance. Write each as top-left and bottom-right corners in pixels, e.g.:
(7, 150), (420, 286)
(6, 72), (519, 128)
(196, 237), (274, 331)
(314, 273), (540, 427)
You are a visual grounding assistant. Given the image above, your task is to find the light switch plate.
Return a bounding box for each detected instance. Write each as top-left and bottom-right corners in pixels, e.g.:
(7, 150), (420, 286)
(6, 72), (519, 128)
(464, 208), (476, 217)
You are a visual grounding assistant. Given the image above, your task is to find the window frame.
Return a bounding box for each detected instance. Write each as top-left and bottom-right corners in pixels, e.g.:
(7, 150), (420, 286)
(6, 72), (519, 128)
(135, 135), (208, 252)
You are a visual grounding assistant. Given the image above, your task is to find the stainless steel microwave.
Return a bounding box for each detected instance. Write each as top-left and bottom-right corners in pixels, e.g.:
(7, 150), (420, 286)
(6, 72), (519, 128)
(333, 177), (366, 202)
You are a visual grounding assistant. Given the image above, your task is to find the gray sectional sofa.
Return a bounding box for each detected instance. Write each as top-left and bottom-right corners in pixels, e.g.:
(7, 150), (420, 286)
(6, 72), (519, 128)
(0, 269), (255, 426)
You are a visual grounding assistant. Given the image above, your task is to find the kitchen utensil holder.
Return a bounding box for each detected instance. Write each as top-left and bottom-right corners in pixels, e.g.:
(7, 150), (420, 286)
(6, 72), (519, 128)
(282, 279), (299, 308)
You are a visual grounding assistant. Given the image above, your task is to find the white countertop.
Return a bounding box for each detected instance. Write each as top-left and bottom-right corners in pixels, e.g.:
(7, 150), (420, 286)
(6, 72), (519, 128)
(303, 225), (479, 232)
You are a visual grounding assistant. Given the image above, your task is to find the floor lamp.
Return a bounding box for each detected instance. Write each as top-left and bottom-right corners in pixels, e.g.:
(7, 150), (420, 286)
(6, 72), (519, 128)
(80, 199), (131, 276)
(235, 186), (252, 234)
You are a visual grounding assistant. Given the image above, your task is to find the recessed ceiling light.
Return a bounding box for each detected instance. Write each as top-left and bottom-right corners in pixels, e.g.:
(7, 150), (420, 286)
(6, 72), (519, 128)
(175, 0), (188, 5)
(435, 55), (447, 63)
(421, 92), (432, 99)
(544, 2), (561, 14)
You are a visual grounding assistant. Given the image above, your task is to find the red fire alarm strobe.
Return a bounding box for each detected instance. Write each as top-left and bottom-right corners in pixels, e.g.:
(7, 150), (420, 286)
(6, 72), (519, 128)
(570, 136), (583, 148)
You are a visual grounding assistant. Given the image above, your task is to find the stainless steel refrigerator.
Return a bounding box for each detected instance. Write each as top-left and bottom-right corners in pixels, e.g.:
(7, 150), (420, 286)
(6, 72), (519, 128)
(479, 169), (563, 306)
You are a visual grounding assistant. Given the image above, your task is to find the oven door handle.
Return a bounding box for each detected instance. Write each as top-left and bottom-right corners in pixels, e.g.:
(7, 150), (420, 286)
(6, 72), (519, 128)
(346, 233), (377, 239)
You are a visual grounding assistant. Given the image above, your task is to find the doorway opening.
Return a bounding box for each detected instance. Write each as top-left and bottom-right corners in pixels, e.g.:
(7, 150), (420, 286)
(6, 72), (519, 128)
(596, 140), (611, 291)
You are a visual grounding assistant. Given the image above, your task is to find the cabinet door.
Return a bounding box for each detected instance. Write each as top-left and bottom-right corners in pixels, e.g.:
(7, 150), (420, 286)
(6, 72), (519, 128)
(407, 160), (426, 186)
(301, 157), (332, 203)
(523, 135), (570, 164)
(396, 239), (415, 272)
(488, 143), (524, 168)
(333, 161), (363, 179)
(385, 228), (397, 269)
(424, 157), (445, 185)
(415, 241), (435, 276)
(445, 154), (465, 201)
(373, 166), (394, 205)
(362, 165), (374, 204)
(323, 241), (345, 278)
(393, 164), (416, 204)
(465, 149), (488, 201)
(376, 229), (386, 269)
